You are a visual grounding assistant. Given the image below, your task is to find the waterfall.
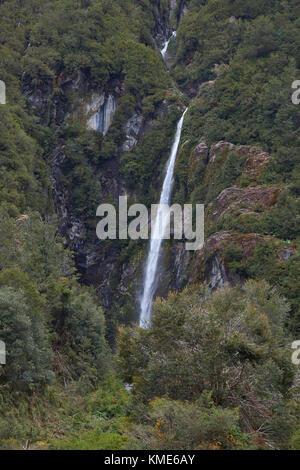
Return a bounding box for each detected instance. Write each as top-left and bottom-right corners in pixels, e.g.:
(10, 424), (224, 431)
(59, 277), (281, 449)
(0, 80), (6, 105)
(139, 108), (187, 327)
(161, 31), (176, 59)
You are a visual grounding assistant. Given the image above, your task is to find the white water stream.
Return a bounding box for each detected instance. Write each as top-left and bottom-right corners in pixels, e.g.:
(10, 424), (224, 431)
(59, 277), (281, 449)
(160, 31), (176, 59)
(139, 108), (187, 327)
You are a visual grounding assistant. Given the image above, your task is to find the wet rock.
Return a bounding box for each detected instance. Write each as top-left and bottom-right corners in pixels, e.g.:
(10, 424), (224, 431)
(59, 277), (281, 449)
(50, 147), (68, 224)
(172, 242), (192, 290)
(119, 263), (137, 293)
(238, 146), (270, 178)
(209, 255), (228, 289)
(170, 0), (177, 11)
(278, 247), (296, 261)
(209, 141), (235, 165)
(68, 218), (86, 252)
(179, 2), (188, 21)
(86, 93), (116, 135)
(21, 71), (55, 123)
(191, 231), (267, 287)
(122, 113), (143, 152)
(192, 141), (209, 163)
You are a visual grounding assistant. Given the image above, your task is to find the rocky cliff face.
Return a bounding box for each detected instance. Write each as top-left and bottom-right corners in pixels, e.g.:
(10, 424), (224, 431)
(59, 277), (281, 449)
(86, 94), (117, 135)
(39, 7), (176, 331)
(211, 185), (281, 222)
(19, 0), (291, 331)
(157, 136), (289, 298)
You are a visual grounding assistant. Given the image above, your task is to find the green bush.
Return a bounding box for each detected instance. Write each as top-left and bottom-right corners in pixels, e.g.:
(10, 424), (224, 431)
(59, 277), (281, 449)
(117, 281), (295, 448)
(0, 286), (54, 392)
(126, 396), (253, 450)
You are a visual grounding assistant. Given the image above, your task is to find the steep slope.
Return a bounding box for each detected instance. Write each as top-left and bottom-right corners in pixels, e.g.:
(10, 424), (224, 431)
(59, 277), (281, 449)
(160, 0), (300, 332)
(1, 0), (300, 450)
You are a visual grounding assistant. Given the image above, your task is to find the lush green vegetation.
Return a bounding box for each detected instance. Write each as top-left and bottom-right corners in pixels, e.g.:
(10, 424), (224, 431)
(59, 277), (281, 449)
(1, 0), (300, 451)
(169, 0), (300, 332)
(0, 0), (176, 450)
(0, 210), (109, 391)
(0, 372), (129, 450)
(174, 0), (300, 199)
(0, 210), (112, 448)
(0, 0), (174, 230)
(117, 282), (298, 449)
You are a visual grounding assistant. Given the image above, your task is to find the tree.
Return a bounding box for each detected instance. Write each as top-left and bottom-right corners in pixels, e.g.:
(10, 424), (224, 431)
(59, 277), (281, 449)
(117, 281), (296, 447)
(0, 286), (54, 392)
(47, 279), (110, 385)
(126, 396), (253, 450)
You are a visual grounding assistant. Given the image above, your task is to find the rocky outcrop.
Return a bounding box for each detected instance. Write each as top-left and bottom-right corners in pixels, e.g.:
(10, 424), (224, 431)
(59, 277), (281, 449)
(190, 231), (269, 287)
(122, 113), (143, 152)
(86, 93), (116, 135)
(51, 147), (87, 255)
(168, 137), (290, 297)
(211, 185), (281, 222)
(240, 146), (270, 178)
(278, 247), (296, 261)
(162, 231), (269, 295)
(178, 0), (188, 22)
(209, 141), (235, 165)
(192, 141), (209, 163)
(207, 141), (271, 180)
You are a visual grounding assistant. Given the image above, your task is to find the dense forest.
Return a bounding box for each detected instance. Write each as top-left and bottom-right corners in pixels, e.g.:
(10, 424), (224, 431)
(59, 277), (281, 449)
(0, 0), (300, 451)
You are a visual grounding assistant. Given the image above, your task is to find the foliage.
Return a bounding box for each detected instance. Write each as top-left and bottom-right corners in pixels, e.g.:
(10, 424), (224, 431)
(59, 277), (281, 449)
(290, 425), (300, 450)
(0, 210), (109, 391)
(0, 286), (53, 392)
(120, 107), (182, 203)
(172, 0), (300, 245)
(0, 372), (130, 450)
(117, 281), (296, 448)
(49, 373), (130, 450)
(47, 278), (109, 385)
(126, 396), (254, 450)
(1, 0), (300, 451)
(245, 241), (300, 333)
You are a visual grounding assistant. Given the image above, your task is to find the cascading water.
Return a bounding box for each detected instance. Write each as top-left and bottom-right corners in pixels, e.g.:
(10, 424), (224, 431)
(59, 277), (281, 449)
(139, 108), (188, 327)
(160, 31), (176, 59)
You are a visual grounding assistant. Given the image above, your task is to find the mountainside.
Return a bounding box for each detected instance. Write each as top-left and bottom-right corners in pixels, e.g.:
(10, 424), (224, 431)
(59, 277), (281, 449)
(0, 0), (300, 451)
